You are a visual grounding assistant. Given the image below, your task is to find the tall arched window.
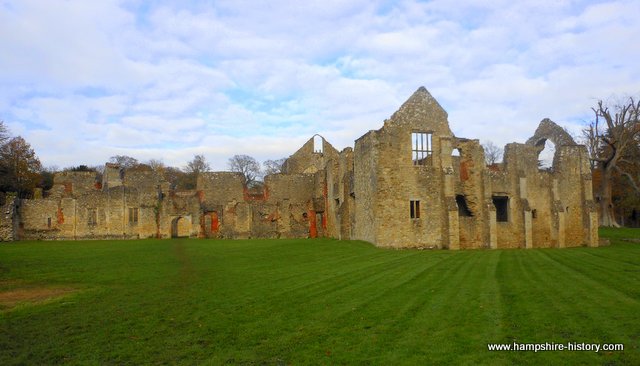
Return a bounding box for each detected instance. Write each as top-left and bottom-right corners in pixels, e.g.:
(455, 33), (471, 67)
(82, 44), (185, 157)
(313, 135), (324, 154)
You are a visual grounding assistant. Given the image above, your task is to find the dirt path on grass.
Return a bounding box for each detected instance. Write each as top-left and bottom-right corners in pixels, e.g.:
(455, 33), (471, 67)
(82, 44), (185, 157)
(0, 286), (76, 310)
(172, 241), (196, 287)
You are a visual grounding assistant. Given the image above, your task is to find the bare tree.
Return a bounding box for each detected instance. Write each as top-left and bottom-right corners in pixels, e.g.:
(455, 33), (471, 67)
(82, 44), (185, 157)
(263, 158), (287, 176)
(163, 166), (187, 190)
(0, 120), (9, 145)
(146, 159), (165, 173)
(482, 141), (503, 165)
(185, 154), (210, 174)
(228, 154), (261, 184)
(583, 97), (640, 227)
(178, 155), (210, 190)
(109, 155), (139, 169)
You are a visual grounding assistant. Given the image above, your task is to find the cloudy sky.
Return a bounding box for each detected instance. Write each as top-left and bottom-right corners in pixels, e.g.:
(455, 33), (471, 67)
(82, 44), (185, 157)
(1, 0), (639, 170)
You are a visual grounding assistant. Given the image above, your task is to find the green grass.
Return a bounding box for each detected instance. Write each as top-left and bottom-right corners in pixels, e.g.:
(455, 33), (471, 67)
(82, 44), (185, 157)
(1, 229), (639, 365)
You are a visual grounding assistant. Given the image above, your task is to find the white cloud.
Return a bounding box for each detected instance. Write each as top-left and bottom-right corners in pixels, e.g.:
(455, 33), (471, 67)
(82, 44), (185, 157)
(0, 0), (639, 170)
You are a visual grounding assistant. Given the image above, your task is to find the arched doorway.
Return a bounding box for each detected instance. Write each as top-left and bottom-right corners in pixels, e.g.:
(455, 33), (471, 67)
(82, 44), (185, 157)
(171, 216), (191, 238)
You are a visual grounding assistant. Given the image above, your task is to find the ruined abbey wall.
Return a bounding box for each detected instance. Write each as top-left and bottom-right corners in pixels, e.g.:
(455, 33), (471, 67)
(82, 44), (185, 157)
(325, 147), (355, 240)
(1, 86), (598, 249)
(351, 87), (597, 249)
(0, 196), (18, 241)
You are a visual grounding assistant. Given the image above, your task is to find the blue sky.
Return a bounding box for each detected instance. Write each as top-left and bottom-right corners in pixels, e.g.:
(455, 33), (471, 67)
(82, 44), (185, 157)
(1, 0), (639, 170)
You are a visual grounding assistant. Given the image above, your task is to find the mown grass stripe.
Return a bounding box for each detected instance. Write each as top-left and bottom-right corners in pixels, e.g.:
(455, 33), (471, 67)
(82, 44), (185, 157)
(546, 248), (640, 300)
(496, 248), (637, 365)
(542, 252), (639, 307)
(327, 252), (488, 363)
(1, 231), (639, 365)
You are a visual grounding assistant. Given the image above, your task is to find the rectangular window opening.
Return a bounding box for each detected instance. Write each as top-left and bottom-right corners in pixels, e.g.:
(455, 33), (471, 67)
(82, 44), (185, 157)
(412, 132), (433, 165)
(47, 217), (52, 228)
(129, 207), (139, 224)
(410, 200), (421, 219)
(87, 208), (97, 226)
(492, 196), (509, 222)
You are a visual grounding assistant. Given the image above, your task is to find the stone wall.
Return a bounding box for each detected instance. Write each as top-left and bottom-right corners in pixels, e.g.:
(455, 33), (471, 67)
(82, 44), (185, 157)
(354, 87), (453, 248)
(452, 138), (490, 249)
(52, 171), (100, 198)
(0, 196), (18, 241)
(7, 86), (597, 249)
(198, 172), (245, 204)
(264, 173), (314, 238)
(282, 135), (339, 175)
(325, 147), (355, 240)
(353, 130), (378, 244)
(351, 86), (597, 249)
(18, 198), (60, 239)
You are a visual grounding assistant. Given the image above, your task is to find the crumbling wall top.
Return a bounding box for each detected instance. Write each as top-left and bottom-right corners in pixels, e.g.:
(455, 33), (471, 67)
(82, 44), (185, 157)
(197, 171), (246, 204)
(383, 86), (453, 137)
(53, 171), (97, 184)
(282, 134), (339, 174)
(526, 118), (576, 148)
(123, 166), (163, 189)
(52, 171), (99, 195)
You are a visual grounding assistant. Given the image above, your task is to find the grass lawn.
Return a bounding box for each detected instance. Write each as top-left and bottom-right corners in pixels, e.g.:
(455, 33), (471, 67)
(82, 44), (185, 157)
(1, 229), (639, 365)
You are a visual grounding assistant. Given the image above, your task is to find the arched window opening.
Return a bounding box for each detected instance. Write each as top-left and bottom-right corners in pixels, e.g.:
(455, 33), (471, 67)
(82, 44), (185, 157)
(537, 139), (555, 170)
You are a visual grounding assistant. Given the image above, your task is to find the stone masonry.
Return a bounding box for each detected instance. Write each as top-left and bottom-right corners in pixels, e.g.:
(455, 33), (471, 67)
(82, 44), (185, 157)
(0, 87), (598, 248)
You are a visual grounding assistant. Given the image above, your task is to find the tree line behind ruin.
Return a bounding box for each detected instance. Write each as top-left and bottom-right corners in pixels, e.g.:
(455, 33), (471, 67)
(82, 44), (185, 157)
(0, 124), (287, 204)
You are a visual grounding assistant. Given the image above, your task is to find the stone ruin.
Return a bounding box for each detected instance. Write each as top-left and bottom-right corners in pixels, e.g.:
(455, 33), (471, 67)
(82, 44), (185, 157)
(0, 87), (598, 249)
